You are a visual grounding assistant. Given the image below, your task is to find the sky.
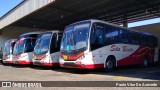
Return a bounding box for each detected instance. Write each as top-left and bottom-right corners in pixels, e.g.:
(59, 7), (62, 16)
(128, 18), (160, 28)
(0, 0), (160, 28)
(0, 0), (23, 17)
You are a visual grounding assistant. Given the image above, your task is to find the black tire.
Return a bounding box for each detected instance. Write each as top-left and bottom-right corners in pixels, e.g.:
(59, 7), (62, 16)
(0, 60), (3, 65)
(142, 57), (148, 67)
(104, 57), (115, 72)
(2, 62), (7, 66)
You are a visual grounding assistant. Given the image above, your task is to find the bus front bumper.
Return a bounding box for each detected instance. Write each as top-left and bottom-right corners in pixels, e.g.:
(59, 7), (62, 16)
(33, 60), (59, 67)
(3, 60), (13, 64)
(13, 60), (32, 65)
(60, 62), (104, 69)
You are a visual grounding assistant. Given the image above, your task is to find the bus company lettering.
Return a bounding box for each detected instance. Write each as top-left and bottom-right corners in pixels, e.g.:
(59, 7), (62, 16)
(110, 45), (120, 51)
(110, 45), (133, 52)
(123, 46), (133, 52)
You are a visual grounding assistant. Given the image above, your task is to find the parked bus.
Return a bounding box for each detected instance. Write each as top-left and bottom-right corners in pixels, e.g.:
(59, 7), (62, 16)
(0, 51), (2, 63)
(59, 19), (159, 71)
(13, 32), (41, 65)
(33, 31), (62, 66)
(2, 39), (17, 64)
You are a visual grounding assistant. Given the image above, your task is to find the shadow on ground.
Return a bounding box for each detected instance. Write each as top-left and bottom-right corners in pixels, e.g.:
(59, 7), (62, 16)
(51, 62), (160, 80)
(2, 61), (160, 80)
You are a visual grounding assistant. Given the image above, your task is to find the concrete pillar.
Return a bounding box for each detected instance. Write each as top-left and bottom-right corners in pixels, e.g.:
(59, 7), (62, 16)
(123, 19), (128, 28)
(0, 30), (3, 52)
(0, 30), (2, 36)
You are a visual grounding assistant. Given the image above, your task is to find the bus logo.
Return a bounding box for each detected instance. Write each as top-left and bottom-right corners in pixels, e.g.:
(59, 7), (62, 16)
(110, 45), (120, 51)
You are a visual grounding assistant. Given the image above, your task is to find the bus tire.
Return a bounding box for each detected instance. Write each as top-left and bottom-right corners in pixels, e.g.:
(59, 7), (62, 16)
(142, 57), (148, 67)
(104, 57), (115, 72)
(0, 60), (2, 65)
(2, 62), (7, 66)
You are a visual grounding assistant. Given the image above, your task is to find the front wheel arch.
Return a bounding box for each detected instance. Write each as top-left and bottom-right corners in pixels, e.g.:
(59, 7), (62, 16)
(104, 55), (116, 72)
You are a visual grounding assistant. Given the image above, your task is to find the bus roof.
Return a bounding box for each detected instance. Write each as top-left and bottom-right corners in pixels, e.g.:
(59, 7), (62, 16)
(66, 19), (156, 37)
(6, 39), (17, 42)
(41, 30), (63, 34)
(38, 30), (63, 35)
(20, 32), (42, 37)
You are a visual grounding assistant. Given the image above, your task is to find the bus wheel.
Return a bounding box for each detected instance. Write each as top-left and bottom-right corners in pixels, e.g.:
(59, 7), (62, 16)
(104, 57), (115, 72)
(142, 57), (148, 67)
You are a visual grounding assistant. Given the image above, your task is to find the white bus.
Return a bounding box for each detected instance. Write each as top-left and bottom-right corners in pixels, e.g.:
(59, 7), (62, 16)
(2, 39), (17, 64)
(59, 19), (159, 71)
(13, 32), (41, 65)
(33, 31), (62, 66)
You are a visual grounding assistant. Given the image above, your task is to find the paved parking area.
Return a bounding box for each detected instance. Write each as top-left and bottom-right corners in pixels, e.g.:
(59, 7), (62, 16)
(0, 62), (160, 90)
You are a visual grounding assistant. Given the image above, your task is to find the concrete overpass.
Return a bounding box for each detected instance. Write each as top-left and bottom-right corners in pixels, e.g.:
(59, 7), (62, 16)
(0, 0), (160, 49)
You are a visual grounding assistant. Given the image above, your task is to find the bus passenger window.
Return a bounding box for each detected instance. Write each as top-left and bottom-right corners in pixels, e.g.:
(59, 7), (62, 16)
(95, 26), (104, 44)
(90, 23), (105, 50)
(50, 34), (62, 53)
(140, 35), (148, 46)
(25, 39), (36, 53)
(105, 26), (119, 45)
(90, 25), (96, 44)
(90, 24), (104, 45)
(131, 32), (139, 44)
(120, 30), (130, 43)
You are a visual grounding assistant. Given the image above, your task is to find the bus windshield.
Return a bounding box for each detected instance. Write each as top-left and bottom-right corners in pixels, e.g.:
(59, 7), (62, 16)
(13, 38), (36, 55)
(13, 38), (26, 55)
(61, 22), (90, 54)
(34, 33), (52, 54)
(3, 41), (11, 56)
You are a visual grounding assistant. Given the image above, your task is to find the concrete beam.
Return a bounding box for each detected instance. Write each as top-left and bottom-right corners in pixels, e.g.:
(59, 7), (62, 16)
(0, 0), (55, 29)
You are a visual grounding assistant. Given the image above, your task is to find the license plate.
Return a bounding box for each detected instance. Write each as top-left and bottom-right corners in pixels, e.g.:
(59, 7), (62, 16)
(34, 61), (41, 65)
(63, 55), (68, 60)
(15, 61), (19, 64)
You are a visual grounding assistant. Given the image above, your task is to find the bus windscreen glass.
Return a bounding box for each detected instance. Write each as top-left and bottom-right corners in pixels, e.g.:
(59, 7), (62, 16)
(61, 22), (90, 54)
(34, 33), (52, 54)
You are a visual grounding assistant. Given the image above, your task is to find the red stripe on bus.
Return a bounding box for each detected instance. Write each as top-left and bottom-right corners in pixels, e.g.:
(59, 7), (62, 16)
(18, 60), (32, 65)
(117, 46), (155, 66)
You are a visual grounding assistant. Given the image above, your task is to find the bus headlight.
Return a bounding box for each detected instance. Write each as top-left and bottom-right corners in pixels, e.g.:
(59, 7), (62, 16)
(34, 56), (37, 60)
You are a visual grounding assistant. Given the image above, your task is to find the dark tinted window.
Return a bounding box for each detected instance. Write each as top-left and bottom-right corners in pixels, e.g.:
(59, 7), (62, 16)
(90, 22), (158, 49)
(140, 34), (148, 46)
(24, 39), (36, 53)
(11, 42), (16, 54)
(90, 23), (104, 44)
(50, 33), (62, 53)
(148, 36), (153, 47)
(105, 26), (119, 45)
(90, 23), (105, 50)
(153, 37), (158, 47)
(131, 32), (140, 44)
(119, 29), (131, 43)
